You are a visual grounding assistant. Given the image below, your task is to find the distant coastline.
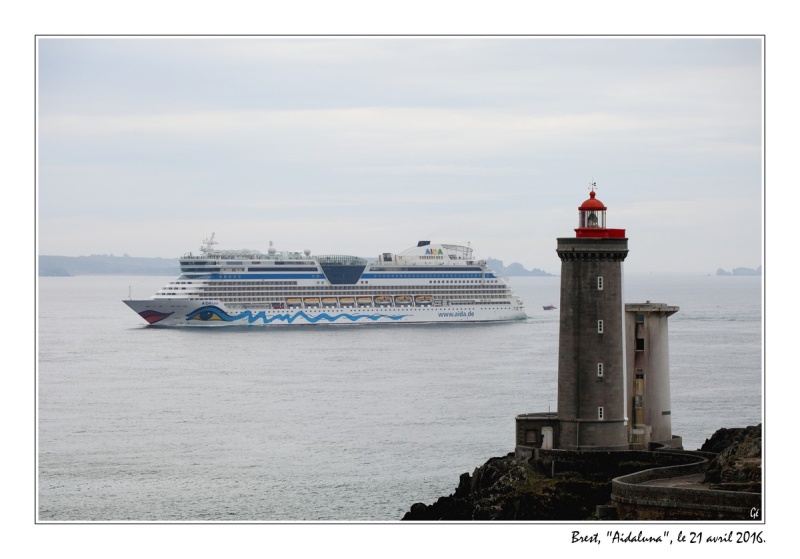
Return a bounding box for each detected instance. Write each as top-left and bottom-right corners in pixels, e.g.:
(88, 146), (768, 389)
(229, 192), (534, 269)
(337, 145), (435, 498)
(37, 254), (556, 277)
(715, 266), (762, 276)
(38, 254), (180, 277)
(38, 254), (761, 278)
(485, 258), (553, 277)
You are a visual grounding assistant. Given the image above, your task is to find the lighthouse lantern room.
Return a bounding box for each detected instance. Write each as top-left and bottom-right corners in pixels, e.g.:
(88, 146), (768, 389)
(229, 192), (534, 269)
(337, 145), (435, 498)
(576, 188), (625, 238)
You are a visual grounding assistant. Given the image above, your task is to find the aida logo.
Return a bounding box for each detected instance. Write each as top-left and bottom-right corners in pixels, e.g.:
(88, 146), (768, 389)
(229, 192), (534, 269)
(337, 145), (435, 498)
(425, 248), (443, 255)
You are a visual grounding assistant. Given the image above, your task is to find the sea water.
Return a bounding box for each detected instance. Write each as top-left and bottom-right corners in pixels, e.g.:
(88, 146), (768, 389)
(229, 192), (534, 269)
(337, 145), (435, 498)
(36, 274), (762, 521)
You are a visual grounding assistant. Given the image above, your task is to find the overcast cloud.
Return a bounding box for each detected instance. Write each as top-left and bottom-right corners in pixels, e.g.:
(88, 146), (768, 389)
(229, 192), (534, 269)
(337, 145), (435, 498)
(37, 36), (762, 274)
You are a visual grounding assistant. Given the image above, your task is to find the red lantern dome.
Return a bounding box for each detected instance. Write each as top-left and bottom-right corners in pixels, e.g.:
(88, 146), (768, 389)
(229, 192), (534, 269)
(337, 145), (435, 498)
(575, 187), (626, 238)
(579, 190), (607, 212)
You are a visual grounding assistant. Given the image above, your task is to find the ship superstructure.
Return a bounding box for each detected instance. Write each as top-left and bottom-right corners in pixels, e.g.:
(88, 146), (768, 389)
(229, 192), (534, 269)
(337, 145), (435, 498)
(124, 234), (527, 326)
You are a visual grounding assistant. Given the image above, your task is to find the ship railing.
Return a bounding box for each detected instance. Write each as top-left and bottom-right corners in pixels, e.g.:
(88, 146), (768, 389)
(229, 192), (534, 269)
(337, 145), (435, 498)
(440, 244), (474, 260)
(316, 255), (369, 265)
(184, 249), (314, 260)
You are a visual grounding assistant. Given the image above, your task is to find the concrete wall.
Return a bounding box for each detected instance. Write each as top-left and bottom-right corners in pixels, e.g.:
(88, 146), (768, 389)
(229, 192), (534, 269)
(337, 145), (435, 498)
(612, 455), (762, 521)
(518, 448), (761, 521)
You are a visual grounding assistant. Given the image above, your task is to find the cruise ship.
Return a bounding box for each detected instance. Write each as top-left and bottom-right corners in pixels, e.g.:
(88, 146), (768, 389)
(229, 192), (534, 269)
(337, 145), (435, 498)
(124, 234), (527, 326)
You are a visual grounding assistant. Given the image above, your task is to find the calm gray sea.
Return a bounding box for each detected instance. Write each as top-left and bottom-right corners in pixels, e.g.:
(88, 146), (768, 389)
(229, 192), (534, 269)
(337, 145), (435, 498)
(37, 274), (762, 521)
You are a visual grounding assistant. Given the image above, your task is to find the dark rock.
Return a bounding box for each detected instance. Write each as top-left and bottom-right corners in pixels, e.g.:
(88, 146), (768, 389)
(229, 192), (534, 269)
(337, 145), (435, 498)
(403, 426), (764, 520)
(699, 425), (761, 453)
(402, 453), (613, 521)
(703, 425), (762, 492)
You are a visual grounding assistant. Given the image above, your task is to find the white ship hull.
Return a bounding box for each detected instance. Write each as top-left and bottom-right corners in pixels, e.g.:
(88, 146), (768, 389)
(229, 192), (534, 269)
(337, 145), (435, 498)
(124, 236), (528, 327)
(124, 299), (527, 326)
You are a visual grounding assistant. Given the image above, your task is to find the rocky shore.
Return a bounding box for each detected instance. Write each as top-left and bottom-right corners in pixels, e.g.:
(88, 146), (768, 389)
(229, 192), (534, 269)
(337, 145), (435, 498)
(402, 425), (761, 521)
(701, 424), (762, 493)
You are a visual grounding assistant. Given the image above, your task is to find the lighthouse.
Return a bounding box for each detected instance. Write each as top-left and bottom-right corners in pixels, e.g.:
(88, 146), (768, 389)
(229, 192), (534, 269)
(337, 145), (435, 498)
(514, 187), (683, 456)
(555, 188), (630, 449)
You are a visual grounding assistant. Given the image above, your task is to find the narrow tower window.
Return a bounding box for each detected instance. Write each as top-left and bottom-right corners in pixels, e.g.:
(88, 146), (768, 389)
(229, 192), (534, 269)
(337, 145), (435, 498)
(597, 320), (604, 334)
(597, 276), (603, 290)
(597, 363), (604, 377)
(598, 407), (604, 420)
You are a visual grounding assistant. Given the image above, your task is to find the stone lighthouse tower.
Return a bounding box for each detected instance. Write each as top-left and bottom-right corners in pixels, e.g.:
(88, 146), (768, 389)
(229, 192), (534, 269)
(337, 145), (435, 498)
(556, 188), (629, 450)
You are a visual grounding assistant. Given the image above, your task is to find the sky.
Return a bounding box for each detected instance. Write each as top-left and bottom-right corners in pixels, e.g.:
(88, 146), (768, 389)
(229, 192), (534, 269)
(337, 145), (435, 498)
(36, 35), (763, 275)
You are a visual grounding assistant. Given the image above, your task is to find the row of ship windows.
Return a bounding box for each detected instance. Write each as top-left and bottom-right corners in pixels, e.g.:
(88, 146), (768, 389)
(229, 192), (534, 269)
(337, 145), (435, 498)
(159, 287), (510, 295)
(313, 279), (498, 285)
(362, 275), (491, 280)
(192, 274), (494, 280)
(174, 279), (498, 285)
(432, 279), (497, 284)
(162, 283), (507, 290)
(218, 301), (515, 308)
(201, 293), (510, 299)
(176, 280), (299, 286)
(164, 286), (501, 296)
(180, 276), (500, 283)
(159, 292), (510, 303)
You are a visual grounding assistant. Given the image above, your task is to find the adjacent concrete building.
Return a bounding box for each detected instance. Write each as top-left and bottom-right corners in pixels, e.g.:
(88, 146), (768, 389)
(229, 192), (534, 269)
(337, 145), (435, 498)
(626, 302), (680, 449)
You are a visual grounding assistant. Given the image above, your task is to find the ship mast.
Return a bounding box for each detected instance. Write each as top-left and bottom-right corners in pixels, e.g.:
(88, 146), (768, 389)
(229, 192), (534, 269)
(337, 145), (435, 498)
(201, 233), (218, 255)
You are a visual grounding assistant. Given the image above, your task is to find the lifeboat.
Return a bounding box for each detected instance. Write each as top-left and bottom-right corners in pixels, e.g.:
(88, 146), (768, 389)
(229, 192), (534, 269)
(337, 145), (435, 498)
(415, 295), (432, 306)
(395, 295), (412, 306)
(339, 297), (355, 307)
(357, 297), (373, 307)
(375, 296), (392, 306)
(304, 297), (320, 307)
(321, 297), (337, 307)
(286, 297), (302, 308)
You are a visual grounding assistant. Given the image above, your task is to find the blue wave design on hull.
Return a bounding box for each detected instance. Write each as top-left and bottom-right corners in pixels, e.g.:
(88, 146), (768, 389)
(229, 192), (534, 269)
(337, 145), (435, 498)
(185, 306), (410, 324)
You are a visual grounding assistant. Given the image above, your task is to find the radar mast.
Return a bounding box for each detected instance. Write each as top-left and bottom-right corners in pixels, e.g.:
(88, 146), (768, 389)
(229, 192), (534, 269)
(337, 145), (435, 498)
(201, 233), (218, 255)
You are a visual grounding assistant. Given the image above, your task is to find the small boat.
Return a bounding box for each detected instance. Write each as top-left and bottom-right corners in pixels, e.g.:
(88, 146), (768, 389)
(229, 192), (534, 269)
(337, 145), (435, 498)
(357, 297), (373, 307)
(395, 295), (412, 306)
(286, 297), (302, 308)
(415, 295), (432, 306)
(321, 297), (337, 307)
(375, 296), (392, 306)
(339, 297), (355, 307)
(304, 297), (320, 307)
(543, 304), (557, 310)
